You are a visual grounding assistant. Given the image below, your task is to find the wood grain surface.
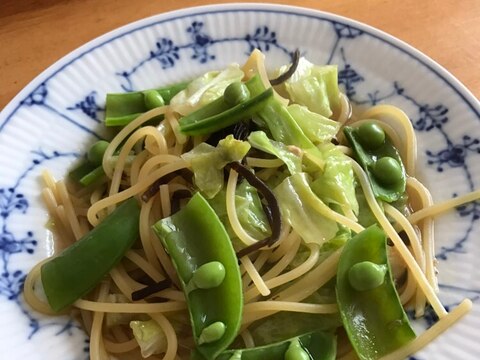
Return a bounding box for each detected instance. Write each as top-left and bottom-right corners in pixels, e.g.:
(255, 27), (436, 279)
(1, 0), (479, 110)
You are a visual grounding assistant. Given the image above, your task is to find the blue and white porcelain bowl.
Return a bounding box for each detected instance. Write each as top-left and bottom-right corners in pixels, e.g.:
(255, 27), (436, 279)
(0, 4), (478, 359)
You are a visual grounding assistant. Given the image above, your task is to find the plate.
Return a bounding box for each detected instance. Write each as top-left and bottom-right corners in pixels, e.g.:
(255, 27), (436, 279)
(0, 3), (479, 359)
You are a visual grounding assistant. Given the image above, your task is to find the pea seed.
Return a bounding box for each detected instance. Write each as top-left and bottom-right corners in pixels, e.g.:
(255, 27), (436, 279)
(224, 81), (250, 106)
(198, 321), (226, 345)
(284, 339), (310, 360)
(87, 140), (110, 166)
(372, 157), (403, 185)
(348, 261), (387, 291)
(143, 90), (165, 110)
(357, 122), (385, 150)
(192, 261), (226, 289)
(228, 351), (242, 360)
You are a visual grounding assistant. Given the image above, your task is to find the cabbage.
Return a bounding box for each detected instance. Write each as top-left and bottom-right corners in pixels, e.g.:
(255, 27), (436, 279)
(287, 104), (340, 144)
(130, 319), (167, 358)
(280, 58), (340, 118)
(182, 135), (250, 198)
(208, 181), (271, 241)
(170, 64), (244, 115)
(274, 173), (338, 246)
(248, 131), (302, 174)
(311, 143), (359, 215)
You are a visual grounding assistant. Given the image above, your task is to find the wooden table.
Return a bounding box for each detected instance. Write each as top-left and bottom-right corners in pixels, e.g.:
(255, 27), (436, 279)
(1, 0), (479, 109)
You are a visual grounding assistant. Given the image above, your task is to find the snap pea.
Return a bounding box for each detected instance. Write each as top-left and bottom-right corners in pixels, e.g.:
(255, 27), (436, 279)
(348, 261), (387, 292)
(343, 124), (406, 202)
(191, 331), (336, 360)
(41, 198), (140, 312)
(87, 140), (110, 165)
(179, 76), (273, 136)
(143, 89), (165, 109)
(224, 81), (251, 106)
(336, 225), (415, 359)
(357, 122), (385, 150)
(78, 165), (105, 187)
(105, 81), (188, 127)
(152, 193), (242, 359)
(190, 261), (226, 290)
(371, 157), (403, 185)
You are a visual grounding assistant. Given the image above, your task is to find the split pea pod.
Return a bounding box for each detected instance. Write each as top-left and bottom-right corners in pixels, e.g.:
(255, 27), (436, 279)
(152, 193), (242, 359)
(336, 225), (415, 359)
(191, 330), (336, 360)
(343, 123), (406, 202)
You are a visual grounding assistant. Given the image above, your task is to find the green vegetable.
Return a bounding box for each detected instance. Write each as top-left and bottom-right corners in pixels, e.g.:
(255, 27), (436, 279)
(372, 157), (403, 185)
(311, 143), (359, 215)
(224, 81), (250, 106)
(348, 261), (387, 292)
(192, 331), (336, 360)
(181, 135), (251, 198)
(248, 131), (302, 174)
(274, 173), (338, 246)
(143, 89), (165, 109)
(79, 165), (105, 186)
(179, 86), (273, 136)
(284, 338), (311, 360)
(152, 193), (242, 359)
(190, 261), (226, 290)
(357, 122), (385, 150)
(198, 321), (226, 345)
(87, 140), (110, 165)
(279, 57), (340, 118)
(336, 225), (416, 359)
(170, 64), (244, 116)
(287, 104), (340, 144)
(41, 198), (140, 312)
(208, 181), (271, 241)
(248, 307), (341, 346)
(69, 161), (97, 183)
(344, 126), (406, 202)
(105, 81), (187, 126)
(130, 319), (167, 358)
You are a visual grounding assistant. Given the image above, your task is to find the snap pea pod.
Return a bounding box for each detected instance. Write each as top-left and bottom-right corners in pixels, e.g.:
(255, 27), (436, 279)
(152, 193), (242, 360)
(179, 76), (273, 136)
(69, 140), (110, 186)
(105, 81), (188, 126)
(336, 225), (415, 360)
(343, 124), (406, 202)
(41, 198), (140, 312)
(191, 331), (336, 360)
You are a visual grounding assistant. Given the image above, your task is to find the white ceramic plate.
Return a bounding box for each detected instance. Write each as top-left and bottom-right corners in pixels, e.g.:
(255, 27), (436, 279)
(0, 3), (479, 359)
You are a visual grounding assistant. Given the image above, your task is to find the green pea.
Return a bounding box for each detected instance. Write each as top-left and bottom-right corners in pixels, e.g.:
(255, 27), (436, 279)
(228, 351), (242, 360)
(284, 338), (310, 360)
(224, 81), (250, 106)
(143, 90), (165, 110)
(198, 321), (226, 345)
(372, 157), (403, 185)
(87, 140), (110, 166)
(357, 122), (385, 150)
(192, 261), (226, 289)
(348, 261), (387, 291)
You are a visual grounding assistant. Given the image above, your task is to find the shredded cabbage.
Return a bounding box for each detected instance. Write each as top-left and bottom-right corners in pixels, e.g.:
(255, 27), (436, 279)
(170, 64), (244, 115)
(182, 135), (250, 198)
(130, 319), (167, 358)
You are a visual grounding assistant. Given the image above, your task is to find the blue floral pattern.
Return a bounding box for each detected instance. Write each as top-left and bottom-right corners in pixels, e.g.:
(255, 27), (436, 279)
(0, 7), (478, 358)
